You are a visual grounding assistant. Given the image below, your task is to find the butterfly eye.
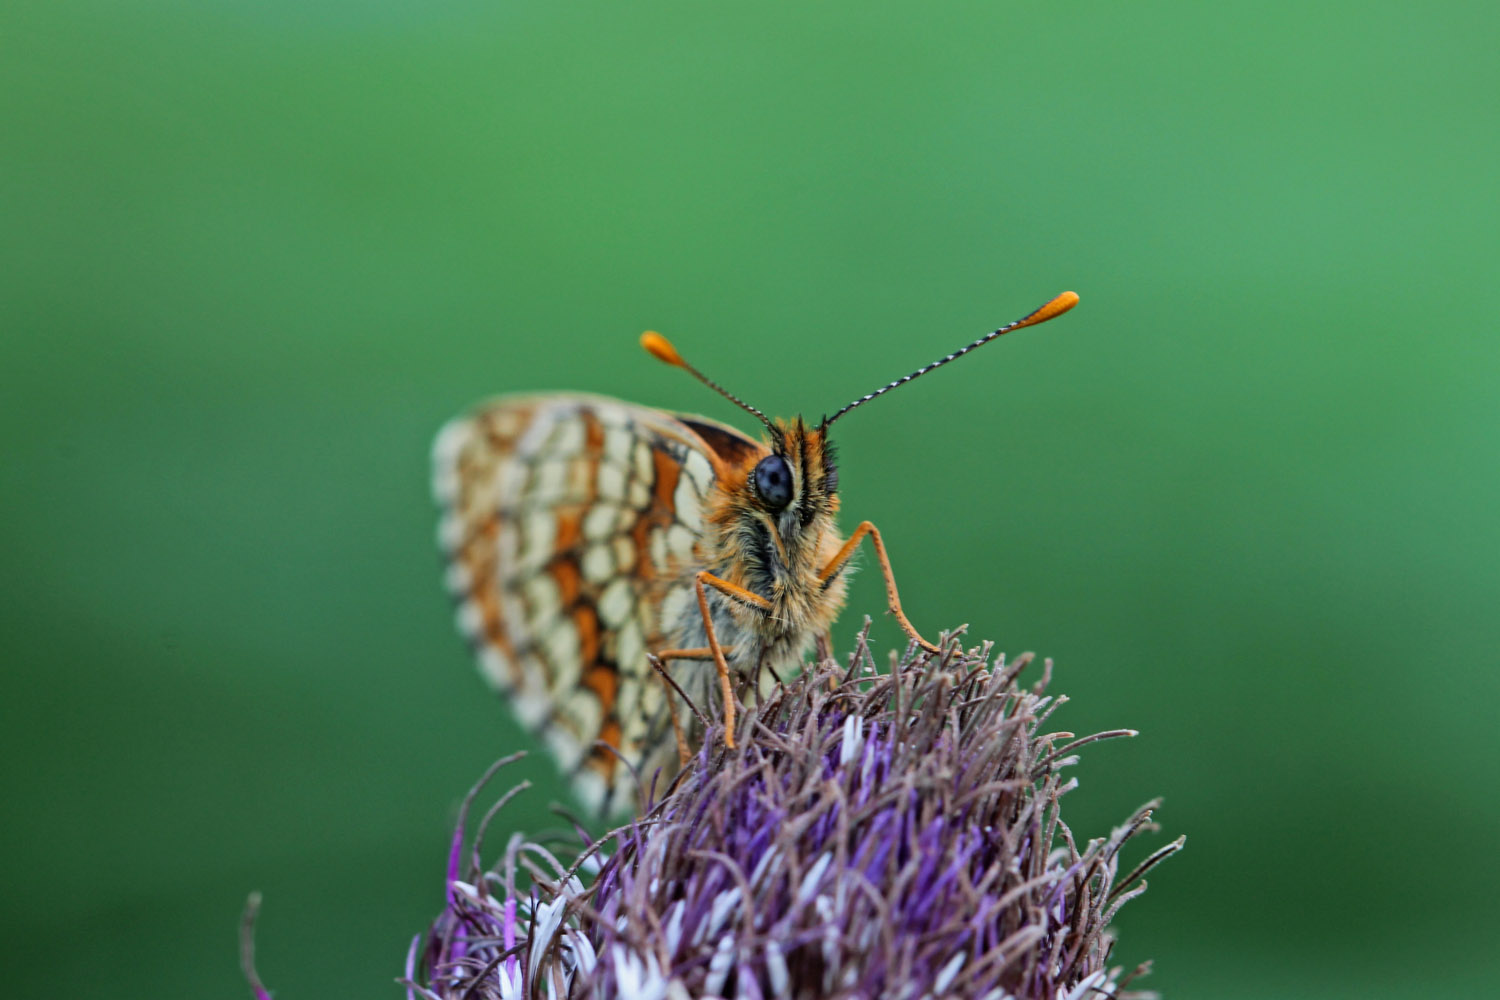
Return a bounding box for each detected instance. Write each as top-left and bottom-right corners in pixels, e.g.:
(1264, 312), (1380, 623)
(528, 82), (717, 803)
(753, 455), (793, 511)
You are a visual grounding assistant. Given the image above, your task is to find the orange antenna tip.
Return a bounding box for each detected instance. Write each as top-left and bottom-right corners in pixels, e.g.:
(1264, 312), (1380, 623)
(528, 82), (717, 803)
(1018, 290), (1080, 329)
(640, 331), (684, 367)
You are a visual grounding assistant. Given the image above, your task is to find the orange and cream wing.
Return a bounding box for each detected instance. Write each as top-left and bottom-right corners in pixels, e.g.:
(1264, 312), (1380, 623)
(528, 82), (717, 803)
(431, 393), (746, 812)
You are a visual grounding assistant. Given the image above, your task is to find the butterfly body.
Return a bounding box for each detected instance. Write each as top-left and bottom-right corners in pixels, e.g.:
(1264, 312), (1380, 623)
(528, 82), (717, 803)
(434, 291), (1079, 813)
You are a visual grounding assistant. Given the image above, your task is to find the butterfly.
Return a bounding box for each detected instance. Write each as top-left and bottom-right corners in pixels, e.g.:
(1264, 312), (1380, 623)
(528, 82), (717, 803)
(432, 291), (1079, 813)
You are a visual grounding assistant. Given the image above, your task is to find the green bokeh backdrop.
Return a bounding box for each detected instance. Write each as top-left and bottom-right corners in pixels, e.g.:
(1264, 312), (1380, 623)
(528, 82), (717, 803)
(4, 2), (1497, 997)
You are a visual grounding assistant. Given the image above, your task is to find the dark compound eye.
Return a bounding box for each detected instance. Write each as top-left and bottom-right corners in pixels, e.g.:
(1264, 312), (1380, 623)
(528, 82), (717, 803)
(753, 454), (793, 511)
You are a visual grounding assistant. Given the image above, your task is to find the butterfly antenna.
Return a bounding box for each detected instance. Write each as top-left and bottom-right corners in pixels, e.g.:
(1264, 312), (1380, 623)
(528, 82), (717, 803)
(641, 332), (775, 431)
(822, 291), (1080, 427)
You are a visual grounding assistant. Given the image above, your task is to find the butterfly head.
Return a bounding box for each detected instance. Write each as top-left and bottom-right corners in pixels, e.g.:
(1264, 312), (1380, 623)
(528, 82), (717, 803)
(720, 416), (839, 581)
(756, 414), (839, 522)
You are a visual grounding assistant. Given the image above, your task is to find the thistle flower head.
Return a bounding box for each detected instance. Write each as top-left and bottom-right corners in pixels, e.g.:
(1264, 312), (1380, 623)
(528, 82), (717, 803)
(409, 628), (1182, 1000)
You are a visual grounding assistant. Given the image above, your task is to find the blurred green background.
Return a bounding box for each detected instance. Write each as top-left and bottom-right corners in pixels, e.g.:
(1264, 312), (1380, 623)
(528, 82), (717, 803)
(4, 1), (1497, 996)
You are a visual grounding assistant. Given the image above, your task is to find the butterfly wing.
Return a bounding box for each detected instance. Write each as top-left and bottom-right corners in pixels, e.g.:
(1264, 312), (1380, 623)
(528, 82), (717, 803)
(432, 393), (756, 812)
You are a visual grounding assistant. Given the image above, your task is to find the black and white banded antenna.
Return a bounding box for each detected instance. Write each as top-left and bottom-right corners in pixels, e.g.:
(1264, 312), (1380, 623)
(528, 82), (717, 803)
(822, 291), (1080, 428)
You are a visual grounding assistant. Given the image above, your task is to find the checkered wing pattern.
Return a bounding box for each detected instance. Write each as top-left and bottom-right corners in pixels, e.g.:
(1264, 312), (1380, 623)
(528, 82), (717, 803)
(432, 393), (741, 813)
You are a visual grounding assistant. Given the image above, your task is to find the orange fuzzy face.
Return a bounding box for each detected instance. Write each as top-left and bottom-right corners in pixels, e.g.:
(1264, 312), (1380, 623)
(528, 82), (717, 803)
(705, 417), (841, 585)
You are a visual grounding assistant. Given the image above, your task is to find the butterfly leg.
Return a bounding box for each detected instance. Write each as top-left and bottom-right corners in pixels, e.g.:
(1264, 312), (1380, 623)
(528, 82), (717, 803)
(648, 648), (716, 767)
(817, 521), (940, 654)
(695, 571), (773, 749)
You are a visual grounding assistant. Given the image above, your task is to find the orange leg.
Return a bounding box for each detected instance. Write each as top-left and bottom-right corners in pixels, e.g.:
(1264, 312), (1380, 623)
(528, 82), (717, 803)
(817, 521), (939, 653)
(648, 647), (716, 766)
(694, 570), (772, 749)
